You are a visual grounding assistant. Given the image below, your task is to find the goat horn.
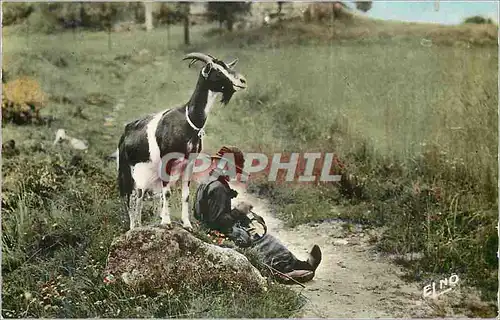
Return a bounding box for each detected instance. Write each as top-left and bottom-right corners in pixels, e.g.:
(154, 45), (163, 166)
(182, 53), (214, 65)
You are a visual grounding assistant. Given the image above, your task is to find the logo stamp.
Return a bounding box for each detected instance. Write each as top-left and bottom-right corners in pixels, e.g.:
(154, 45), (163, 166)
(422, 274), (460, 299)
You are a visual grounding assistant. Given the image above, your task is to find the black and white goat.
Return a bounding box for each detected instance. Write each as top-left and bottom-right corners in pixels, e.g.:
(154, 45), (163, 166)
(117, 52), (247, 231)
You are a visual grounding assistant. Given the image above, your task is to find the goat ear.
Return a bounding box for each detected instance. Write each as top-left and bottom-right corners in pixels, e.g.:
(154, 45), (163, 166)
(226, 58), (238, 69)
(201, 62), (212, 78)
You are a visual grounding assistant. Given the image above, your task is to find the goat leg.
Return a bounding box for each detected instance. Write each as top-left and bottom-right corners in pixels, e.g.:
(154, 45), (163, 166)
(181, 180), (193, 232)
(129, 189), (138, 230)
(181, 160), (194, 232)
(160, 183), (173, 228)
(135, 188), (144, 228)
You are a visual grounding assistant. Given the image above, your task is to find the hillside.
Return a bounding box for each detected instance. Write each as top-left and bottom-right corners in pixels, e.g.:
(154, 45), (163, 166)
(208, 14), (498, 48)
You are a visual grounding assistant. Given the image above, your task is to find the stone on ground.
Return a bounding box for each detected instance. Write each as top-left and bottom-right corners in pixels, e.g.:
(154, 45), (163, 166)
(104, 226), (267, 294)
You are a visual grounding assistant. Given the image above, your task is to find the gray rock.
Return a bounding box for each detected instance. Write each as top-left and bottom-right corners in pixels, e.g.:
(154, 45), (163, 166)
(333, 239), (349, 246)
(104, 226), (267, 293)
(53, 129), (88, 151)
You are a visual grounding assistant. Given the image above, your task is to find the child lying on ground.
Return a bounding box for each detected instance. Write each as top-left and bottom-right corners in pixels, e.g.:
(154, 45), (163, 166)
(193, 146), (322, 284)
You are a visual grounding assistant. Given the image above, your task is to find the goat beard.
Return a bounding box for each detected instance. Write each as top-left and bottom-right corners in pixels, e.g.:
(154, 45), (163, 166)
(220, 86), (235, 105)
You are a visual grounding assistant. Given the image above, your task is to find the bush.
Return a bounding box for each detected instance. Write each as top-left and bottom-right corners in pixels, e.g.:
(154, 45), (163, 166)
(23, 8), (63, 34)
(464, 15), (494, 24)
(8, 3), (130, 34)
(2, 3), (34, 26)
(2, 77), (48, 124)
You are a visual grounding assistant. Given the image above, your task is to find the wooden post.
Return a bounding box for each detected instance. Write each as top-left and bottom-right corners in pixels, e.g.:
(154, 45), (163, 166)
(167, 23), (171, 49)
(183, 2), (190, 45)
(332, 2), (336, 23)
(26, 14), (30, 48)
(277, 2), (283, 22)
(144, 1), (153, 31)
(107, 25), (112, 51)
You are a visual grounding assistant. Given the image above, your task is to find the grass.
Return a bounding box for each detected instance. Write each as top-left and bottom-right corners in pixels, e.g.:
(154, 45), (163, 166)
(207, 15), (498, 48)
(205, 19), (498, 311)
(1, 25), (306, 318)
(2, 15), (498, 317)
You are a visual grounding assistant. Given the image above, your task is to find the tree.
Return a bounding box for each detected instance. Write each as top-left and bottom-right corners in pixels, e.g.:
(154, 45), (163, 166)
(2, 3), (34, 26)
(154, 3), (183, 25)
(277, 1), (284, 14)
(57, 2), (83, 39)
(206, 2), (251, 31)
(129, 2), (145, 23)
(81, 3), (124, 50)
(463, 15), (494, 24)
(304, 1), (372, 23)
(181, 2), (190, 45)
(355, 1), (372, 13)
(154, 3), (183, 48)
(277, 1), (284, 21)
(144, 1), (153, 31)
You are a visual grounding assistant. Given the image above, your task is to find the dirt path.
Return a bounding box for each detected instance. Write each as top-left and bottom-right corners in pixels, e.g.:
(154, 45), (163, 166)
(230, 183), (442, 318)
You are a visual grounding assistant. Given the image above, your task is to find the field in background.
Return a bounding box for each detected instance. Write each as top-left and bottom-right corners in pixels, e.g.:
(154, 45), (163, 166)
(210, 15), (498, 47)
(205, 24), (498, 309)
(2, 16), (498, 317)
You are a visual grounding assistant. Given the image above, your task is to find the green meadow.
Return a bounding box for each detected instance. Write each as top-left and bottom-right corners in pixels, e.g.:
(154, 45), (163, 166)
(2, 15), (498, 317)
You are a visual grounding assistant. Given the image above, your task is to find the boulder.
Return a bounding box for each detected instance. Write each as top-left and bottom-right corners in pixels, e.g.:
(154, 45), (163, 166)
(104, 226), (267, 294)
(52, 129), (88, 151)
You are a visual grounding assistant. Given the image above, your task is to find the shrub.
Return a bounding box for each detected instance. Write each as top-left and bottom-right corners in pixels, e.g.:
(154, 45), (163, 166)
(464, 15), (494, 24)
(9, 3), (130, 34)
(23, 7), (63, 34)
(80, 3), (126, 31)
(2, 77), (48, 124)
(2, 3), (34, 26)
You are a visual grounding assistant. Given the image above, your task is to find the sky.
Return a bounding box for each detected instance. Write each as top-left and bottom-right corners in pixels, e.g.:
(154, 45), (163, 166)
(351, 1), (499, 25)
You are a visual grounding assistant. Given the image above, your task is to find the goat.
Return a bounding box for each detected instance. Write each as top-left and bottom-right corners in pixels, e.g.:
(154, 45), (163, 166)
(117, 52), (247, 231)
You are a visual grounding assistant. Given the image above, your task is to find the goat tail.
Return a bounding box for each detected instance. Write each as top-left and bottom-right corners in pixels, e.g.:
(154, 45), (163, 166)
(117, 143), (133, 208)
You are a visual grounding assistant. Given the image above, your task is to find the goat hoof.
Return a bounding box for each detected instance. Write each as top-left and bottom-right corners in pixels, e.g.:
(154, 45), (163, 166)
(182, 222), (194, 232)
(158, 223), (172, 230)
